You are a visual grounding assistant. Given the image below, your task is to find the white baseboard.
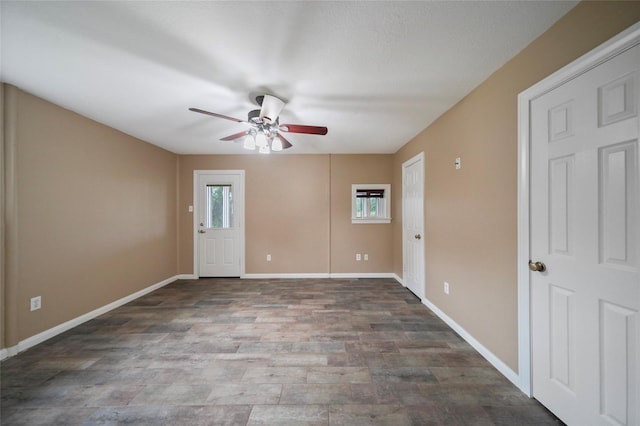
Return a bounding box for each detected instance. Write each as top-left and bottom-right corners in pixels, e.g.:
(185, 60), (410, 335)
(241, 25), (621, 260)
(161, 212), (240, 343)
(176, 274), (197, 280)
(242, 273), (330, 279)
(422, 297), (520, 387)
(329, 273), (398, 279)
(392, 273), (403, 285)
(0, 347), (15, 360)
(242, 273), (399, 280)
(0, 275), (180, 361)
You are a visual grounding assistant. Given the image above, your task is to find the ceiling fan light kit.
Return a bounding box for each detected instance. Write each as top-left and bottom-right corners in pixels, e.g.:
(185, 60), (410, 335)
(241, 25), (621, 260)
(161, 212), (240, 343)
(271, 136), (283, 152)
(189, 94), (327, 153)
(243, 130), (256, 150)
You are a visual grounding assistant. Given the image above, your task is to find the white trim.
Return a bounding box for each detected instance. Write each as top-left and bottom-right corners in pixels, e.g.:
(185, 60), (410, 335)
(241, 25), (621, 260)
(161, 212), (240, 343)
(176, 274), (197, 280)
(193, 170), (245, 278)
(0, 275), (179, 361)
(241, 273), (399, 280)
(392, 273), (404, 286)
(243, 273), (330, 279)
(516, 22), (640, 396)
(423, 297), (520, 387)
(351, 219), (391, 224)
(329, 273), (398, 279)
(0, 348), (13, 360)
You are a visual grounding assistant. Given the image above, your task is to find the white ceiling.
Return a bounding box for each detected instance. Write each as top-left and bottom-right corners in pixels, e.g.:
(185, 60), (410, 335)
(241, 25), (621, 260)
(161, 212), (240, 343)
(1, 1), (577, 155)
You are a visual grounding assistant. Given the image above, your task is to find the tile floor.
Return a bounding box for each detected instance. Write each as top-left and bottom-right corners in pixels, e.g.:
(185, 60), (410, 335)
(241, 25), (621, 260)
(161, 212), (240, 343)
(1, 278), (563, 425)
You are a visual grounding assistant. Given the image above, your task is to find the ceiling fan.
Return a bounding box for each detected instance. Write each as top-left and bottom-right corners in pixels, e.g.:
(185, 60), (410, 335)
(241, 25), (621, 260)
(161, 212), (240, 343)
(189, 95), (328, 153)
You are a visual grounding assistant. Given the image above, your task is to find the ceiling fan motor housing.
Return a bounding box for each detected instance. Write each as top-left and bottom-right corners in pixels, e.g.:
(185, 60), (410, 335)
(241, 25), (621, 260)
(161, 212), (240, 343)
(248, 109), (261, 123)
(259, 94), (285, 124)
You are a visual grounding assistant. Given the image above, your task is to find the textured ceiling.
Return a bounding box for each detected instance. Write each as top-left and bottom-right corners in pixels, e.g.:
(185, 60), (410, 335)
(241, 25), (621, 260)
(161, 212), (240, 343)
(1, 1), (577, 154)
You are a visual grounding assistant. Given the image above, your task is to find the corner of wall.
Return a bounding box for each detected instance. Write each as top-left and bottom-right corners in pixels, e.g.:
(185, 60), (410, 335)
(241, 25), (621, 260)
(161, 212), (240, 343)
(1, 83), (5, 350)
(175, 155), (181, 276)
(2, 84), (19, 349)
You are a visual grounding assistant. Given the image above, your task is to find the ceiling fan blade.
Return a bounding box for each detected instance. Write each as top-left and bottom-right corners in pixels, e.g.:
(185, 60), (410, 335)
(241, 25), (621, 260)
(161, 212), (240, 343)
(259, 95), (285, 124)
(220, 130), (249, 141)
(277, 133), (293, 149)
(189, 107), (245, 123)
(279, 124), (328, 135)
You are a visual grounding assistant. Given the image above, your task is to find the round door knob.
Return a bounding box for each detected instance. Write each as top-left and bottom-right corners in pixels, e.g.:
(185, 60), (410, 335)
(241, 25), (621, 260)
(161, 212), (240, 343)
(529, 261), (546, 272)
(414, 234), (422, 240)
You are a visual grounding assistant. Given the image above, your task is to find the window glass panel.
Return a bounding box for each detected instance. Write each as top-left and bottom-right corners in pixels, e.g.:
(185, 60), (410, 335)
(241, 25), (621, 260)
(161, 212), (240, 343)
(369, 198), (379, 217)
(206, 184), (233, 228)
(355, 197), (364, 218)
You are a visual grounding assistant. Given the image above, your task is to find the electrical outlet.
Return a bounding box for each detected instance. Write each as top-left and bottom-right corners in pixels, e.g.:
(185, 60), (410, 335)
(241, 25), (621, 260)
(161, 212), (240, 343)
(444, 282), (450, 295)
(364, 254), (369, 261)
(356, 253), (362, 261)
(455, 157), (462, 170)
(266, 254), (271, 262)
(30, 296), (41, 311)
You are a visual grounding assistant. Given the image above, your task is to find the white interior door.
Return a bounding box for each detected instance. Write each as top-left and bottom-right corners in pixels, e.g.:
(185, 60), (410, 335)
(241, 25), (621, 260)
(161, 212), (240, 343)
(530, 44), (639, 425)
(403, 153), (425, 300)
(197, 171), (243, 277)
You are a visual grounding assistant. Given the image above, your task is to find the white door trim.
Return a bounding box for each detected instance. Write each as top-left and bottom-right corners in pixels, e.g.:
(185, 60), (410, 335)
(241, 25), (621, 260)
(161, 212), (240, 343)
(193, 170), (245, 279)
(517, 22), (640, 396)
(402, 151), (425, 300)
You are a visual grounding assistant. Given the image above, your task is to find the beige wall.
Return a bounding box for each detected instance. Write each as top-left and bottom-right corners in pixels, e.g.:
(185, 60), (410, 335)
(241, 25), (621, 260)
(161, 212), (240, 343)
(392, 2), (640, 371)
(2, 86), (178, 345)
(330, 155), (393, 273)
(177, 154), (394, 275)
(178, 155), (331, 274)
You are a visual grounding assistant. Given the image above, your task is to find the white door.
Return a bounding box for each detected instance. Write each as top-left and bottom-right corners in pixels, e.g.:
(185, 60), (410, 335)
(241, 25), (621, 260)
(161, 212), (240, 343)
(530, 44), (639, 425)
(403, 153), (425, 300)
(196, 171), (244, 277)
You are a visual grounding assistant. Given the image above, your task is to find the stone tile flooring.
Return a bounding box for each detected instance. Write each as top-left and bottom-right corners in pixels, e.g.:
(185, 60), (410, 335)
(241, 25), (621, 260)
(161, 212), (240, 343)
(1, 278), (563, 425)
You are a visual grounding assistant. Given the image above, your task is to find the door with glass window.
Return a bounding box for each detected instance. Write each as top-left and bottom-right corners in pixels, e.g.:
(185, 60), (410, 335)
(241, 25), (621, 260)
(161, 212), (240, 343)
(197, 172), (243, 277)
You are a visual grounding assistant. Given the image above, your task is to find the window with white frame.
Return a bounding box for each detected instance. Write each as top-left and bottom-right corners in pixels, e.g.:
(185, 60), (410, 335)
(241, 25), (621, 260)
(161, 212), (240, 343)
(352, 184), (391, 224)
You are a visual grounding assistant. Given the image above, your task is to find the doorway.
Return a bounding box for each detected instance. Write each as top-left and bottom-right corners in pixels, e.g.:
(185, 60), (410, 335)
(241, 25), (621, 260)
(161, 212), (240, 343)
(194, 170), (245, 277)
(402, 152), (425, 300)
(518, 23), (639, 424)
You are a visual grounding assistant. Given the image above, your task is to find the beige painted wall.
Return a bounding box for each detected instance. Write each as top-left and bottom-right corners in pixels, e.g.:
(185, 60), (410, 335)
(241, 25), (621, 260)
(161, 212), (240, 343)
(177, 154), (394, 275)
(330, 155), (393, 273)
(3, 86), (178, 345)
(392, 2), (640, 371)
(178, 155), (332, 274)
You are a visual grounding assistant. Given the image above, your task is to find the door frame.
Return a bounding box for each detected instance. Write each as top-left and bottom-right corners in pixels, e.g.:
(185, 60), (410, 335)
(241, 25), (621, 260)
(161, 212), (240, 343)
(402, 151), (425, 300)
(193, 170), (245, 278)
(516, 22), (640, 396)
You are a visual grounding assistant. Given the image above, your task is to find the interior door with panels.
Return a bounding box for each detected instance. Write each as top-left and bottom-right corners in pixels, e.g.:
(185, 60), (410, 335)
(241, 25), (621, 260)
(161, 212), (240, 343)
(530, 43), (639, 425)
(403, 153), (425, 300)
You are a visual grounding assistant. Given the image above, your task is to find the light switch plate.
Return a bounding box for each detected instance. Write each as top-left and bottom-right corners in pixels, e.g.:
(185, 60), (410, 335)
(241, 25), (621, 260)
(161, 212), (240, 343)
(30, 296), (41, 311)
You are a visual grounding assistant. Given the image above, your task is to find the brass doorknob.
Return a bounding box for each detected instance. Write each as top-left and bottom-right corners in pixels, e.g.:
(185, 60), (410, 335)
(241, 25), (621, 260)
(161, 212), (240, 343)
(414, 234), (422, 240)
(529, 261), (546, 272)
